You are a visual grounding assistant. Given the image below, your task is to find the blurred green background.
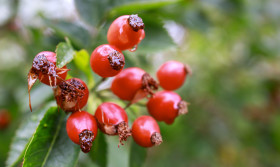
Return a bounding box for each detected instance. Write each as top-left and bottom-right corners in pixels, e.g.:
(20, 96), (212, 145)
(0, 0), (280, 167)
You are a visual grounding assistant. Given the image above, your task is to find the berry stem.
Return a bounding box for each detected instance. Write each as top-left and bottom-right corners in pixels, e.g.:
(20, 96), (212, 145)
(92, 77), (107, 91)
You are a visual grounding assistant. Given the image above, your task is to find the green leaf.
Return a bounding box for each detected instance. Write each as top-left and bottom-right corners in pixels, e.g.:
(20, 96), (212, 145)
(107, 136), (130, 167)
(73, 49), (95, 89)
(137, 16), (176, 53)
(43, 118), (80, 167)
(73, 49), (90, 74)
(56, 39), (76, 68)
(74, 0), (111, 27)
(129, 141), (147, 167)
(6, 103), (56, 167)
(22, 107), (63, 167)
(45, 19), (91, 48)
(89, 131), (107, 167)
(109, 0), (181, 17)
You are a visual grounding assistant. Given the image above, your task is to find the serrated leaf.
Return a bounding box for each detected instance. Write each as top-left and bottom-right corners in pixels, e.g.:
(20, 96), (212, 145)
(137, 16), (176, 53)
(129, 141), (147, 167)
(56, 40), (75, 68)
(89, 131), (107, 167)
(22, 107), (64, 167)
(43, 118), (80, 167)
(6, 103), (56, 167)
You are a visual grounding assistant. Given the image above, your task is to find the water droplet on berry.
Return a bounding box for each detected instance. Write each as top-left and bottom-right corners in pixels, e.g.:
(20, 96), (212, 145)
(129, 45), (138, 52)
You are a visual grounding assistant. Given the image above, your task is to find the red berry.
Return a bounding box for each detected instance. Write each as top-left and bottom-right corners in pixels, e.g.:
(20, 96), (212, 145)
(66, 111), (98, 153)
(0, 110), (11, 130)
(90, 44), (125, 78)
(107, 14), (145, 51)
(147, 91), (188, 124)
(55, 78), (89, 112)
(28, 51), (68, 112)
(111, 67), (158, 101)
(157, 61), (191, 90)
(31, 51), (68, 86)
(132, 116), (162, 147)
(94, 102), (130, 145)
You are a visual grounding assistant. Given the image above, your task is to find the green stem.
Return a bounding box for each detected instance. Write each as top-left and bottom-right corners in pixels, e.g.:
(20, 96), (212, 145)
(92, 77), (107, 91)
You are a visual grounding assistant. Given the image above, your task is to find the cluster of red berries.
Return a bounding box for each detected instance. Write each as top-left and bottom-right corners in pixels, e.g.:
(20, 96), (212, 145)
(28, 14), (191, 153)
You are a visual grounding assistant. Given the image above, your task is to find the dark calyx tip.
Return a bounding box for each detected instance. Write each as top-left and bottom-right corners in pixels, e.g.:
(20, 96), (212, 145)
(151, 132), (162, 146)
(117, 121), (131, 146)
(128, 14), (144, 32)
(178, 100), (188, 115)
(141, 73), (158, 95)
(79, 129), (94, 153)
(108, 50), (125, 71)
(184, 64), (192, 75)
(59, 79), (85, 102)
(32, 54), (56, 76)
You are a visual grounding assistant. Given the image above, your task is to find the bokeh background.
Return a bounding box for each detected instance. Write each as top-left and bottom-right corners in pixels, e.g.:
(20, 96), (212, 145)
(0, 0), (280, 167)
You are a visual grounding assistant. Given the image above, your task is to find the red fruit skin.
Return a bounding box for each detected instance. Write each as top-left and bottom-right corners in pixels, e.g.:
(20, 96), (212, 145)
(147, 91), (181, 124)
(0, 110), (11, 129)
(36, 51), (68, 86)
(157, 61), (187, 90)
(55, 78), (89, 112)
(132, 116), (160, 147)
(95, 102), (128, 132)
(107, 15), (145, 51)
(66, 111), (98, 144)
(90, 44), (124, 78)
(111, 67), (145, 101)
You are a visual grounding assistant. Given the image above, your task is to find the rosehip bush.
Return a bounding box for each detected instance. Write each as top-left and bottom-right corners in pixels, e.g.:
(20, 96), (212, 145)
(2, 0), (279, 167)
(4, 1), (193, 167)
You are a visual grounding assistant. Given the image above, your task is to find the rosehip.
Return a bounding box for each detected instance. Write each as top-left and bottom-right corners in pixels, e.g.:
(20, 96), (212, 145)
(147, 91), (188, 124)
(132, 116), (162, 147)
(66, 111), (98, 153)
(29, 51), (68, 86)
(157, 61), (191, 90)
(28, 51), (68, 112)
(90, 44), (125, 78)
(107, 14), (145, 51)
(94, 102), (130, 145)
(111, 67), (158, 101)
(55, 78), (89, 112)
(0, 110), (11, 130)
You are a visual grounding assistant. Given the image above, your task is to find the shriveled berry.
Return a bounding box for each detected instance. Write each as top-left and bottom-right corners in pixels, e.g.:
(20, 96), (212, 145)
(132, 116), (162, 147)
(28, 51), (68, 112)
(90, 44), (125, 78)
(111, 67), (158, 102)
(157, 61), (191, 90)
(55, 78), (89, 112)
(147, 91), (188, 124)
(94, 102), (130, 146)
(107, 14), (145, 51)
(66, 111), (98, 153)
